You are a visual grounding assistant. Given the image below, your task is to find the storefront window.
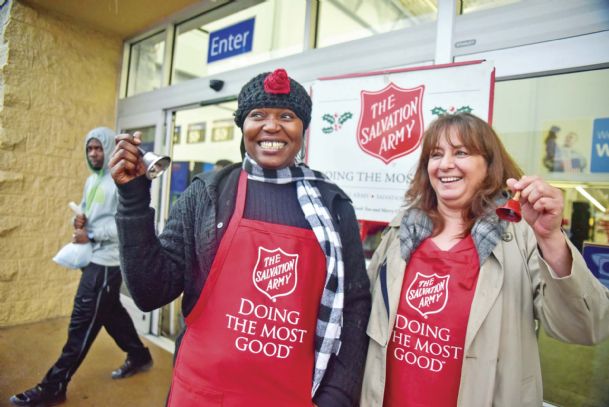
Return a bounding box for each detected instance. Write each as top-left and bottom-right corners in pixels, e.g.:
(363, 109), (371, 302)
(459, 0), (521, 14)
(168, 100), (241, 210)
(170, 100), (241, 193)
(493, 69), (609, 243)
(316, 0), (437, 49)
(493, 68), (609, 406)
(172, 0), (306, 84)
(153, 101), (241, 341)
(121, 125), (156, 152)
(126, 32), (166, 96)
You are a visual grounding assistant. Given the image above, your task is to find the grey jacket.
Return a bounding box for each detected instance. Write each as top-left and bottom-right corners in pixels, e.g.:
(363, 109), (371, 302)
(80, 127), (119, 266)
(361, 208), (609, 407)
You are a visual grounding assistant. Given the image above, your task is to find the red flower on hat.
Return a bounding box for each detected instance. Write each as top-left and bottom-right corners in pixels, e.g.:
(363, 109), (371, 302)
(264, 69), (291, 94)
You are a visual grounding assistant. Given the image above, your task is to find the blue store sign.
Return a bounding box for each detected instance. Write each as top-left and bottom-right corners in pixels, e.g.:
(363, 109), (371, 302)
(590, 117), (609, 173)
(583, 243), (609, 290)
(208, 18), (255, 63)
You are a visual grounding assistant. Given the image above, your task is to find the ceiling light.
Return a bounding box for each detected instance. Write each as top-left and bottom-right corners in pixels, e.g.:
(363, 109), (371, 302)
(576, 186), (607, 213)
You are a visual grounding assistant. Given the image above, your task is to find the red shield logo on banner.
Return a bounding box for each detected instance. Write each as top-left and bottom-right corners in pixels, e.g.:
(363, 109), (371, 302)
(357, 83), (425, 164)
(252, 247), (298, 302)
(405, 272), (449, 319)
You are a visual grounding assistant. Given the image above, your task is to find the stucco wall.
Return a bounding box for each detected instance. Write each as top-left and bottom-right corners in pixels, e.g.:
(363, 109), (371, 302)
(0, 1), (122, 326)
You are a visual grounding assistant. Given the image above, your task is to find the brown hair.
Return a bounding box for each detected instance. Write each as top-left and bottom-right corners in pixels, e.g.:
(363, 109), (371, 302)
(405, 113), (523, 236)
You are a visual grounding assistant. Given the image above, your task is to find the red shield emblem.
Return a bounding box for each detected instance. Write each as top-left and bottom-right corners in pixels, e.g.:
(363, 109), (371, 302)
(357, 83), (425, 164)
(252, 247), (298, 302)
(405, 272), (449, 319)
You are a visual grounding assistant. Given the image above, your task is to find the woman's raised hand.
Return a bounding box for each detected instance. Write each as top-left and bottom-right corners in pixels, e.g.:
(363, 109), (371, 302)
(109, 131), (147, 185)
(507, 175), (572, 276)
(506, 176), (564, 240)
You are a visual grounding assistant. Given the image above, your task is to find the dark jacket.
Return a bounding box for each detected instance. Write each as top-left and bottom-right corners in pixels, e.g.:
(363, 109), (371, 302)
(116, 163), (371, 406)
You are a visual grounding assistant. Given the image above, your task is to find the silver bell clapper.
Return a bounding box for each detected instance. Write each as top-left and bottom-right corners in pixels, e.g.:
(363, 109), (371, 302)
(138, 147), (171, 180)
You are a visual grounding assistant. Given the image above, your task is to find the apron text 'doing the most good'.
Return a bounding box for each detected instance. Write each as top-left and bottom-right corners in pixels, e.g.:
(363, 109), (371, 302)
(384, 237), (480, 407)
(168, 171), (326, 407)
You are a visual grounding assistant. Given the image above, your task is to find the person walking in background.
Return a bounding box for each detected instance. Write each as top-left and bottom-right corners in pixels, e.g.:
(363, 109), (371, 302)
(361, 113), (609, 406)
(109, 69), (370, 406)
(10, 127), (153, 407)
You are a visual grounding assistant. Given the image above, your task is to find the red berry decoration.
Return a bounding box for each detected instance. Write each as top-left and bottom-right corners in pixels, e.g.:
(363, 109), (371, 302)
(264, 68), (291, 94)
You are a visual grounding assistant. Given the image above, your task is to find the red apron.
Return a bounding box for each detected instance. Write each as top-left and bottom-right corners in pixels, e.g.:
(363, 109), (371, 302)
(384, 237), (480, 407)
(168, 171), (326, 407)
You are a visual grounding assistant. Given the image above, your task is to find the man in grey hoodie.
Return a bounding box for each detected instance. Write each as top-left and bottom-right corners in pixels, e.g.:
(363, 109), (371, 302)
(9, 127), (153, 407)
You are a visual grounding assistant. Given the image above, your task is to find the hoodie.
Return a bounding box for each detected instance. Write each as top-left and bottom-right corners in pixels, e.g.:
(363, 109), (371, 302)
(80, 127), (119, 266)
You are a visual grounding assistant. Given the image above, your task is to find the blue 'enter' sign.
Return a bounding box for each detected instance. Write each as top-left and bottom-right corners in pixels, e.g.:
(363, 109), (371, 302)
(208, 18), (255, 63)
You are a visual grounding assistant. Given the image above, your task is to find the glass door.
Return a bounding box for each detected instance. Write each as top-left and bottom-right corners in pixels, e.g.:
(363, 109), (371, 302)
(453, 29), (609, 404)
(492, 68), (609, 407)
(155, 100), (241, 342)
(115, 124), (159, 336)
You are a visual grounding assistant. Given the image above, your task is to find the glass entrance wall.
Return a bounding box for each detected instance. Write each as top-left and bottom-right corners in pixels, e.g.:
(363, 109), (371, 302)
(123, 0), (546, 97)
(172, 102), (241, 166)
(168, 101), (241, 207)
(122, 125), (156, 152)
(113, 125), (159, 336)
(460, 0), (521, 14)
(493, 68), (609, 407)
(172, 0), (306, 84)
(156, 101), (241, 341)
(493, 69), (609, 246)
(126, 32), (166, 97)
(316, 0), (437, 48)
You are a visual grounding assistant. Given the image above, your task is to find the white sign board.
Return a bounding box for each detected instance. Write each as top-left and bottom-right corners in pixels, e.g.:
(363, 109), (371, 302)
(306, 61), (495, 222)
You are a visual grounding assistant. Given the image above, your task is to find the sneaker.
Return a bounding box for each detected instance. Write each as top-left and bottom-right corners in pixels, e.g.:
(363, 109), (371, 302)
(9, 385), (66, 406)
(111, 354), (153, 379)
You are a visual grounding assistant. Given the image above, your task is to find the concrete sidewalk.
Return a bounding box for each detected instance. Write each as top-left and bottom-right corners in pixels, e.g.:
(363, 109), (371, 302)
(0, 317), (173, 406)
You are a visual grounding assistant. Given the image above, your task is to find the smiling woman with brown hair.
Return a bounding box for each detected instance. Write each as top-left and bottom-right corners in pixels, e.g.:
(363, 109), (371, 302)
(109, 69), (370, 407)
(361, 113), (609, 407)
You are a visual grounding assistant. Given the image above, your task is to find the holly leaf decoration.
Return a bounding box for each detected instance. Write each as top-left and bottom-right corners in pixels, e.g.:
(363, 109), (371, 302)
(322, 127), (334, 134)
(431, 107), (447, 116)
(322, 114), (335, 125)
(456, 106), (473, 114)
(338, 112), (353, 125)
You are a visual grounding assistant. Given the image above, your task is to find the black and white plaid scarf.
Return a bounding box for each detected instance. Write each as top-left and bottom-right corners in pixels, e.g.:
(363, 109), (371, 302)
(242, 154), (344, 395)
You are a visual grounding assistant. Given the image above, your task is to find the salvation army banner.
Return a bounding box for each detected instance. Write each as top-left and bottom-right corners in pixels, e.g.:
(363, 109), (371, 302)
(306, 60), (495, 222)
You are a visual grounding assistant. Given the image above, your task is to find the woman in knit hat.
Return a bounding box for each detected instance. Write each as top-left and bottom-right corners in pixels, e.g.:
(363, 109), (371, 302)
(109, 69), (371, 406)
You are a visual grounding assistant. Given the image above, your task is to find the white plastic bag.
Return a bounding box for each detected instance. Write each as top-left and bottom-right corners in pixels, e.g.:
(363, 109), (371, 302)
(53, 242), (92, 269)
(53, 201), (91, 269)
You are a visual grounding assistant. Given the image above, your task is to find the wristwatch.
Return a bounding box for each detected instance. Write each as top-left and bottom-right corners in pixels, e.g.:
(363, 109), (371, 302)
(87, 231), (95, 243)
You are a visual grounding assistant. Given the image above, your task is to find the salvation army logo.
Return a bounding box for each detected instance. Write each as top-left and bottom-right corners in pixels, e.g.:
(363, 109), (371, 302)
(252, 247), (298, 302)
(405, 272), (449, 319)
(357, 83), (424, 164)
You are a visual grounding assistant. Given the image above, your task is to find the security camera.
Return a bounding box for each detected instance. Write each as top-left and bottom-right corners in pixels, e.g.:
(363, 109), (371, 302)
(209, 79), (224, 92)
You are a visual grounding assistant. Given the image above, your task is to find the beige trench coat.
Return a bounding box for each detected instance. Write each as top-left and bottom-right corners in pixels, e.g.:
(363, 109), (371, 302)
(361, 210), (609, 407)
